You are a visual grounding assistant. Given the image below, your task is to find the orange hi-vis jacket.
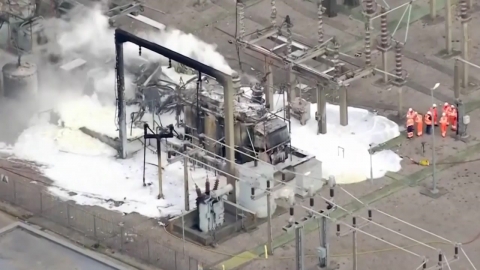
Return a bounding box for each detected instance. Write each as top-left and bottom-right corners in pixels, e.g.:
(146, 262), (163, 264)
(430, 107), (438, 124)
(424, 113), (432, 125)
(415, 114), (422, 123)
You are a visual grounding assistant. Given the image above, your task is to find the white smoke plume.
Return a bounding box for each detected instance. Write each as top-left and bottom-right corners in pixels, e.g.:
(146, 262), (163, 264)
(47, 6), (232, 74)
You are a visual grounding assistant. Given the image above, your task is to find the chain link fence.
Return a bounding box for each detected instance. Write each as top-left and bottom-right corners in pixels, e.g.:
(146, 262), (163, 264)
(0, 175), (203, 270)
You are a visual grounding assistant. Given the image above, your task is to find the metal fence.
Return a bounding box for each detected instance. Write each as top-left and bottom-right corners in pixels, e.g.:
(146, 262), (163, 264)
(0, 174), (203, 270)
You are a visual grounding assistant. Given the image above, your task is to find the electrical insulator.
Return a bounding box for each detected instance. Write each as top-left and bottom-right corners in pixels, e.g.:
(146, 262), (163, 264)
(289, 207), (294, 216)
(438, 253), (443, 265)
(326, 202), (333, 210)
(368, 209), (372, 220)
(454, 245), (459, 258)
(251, 187), (255, 196)
(310, 198), (314, 207)
(267, 180), (270, 189)
(330, 188), (334, 198)
(336, 224), (340, 236)
(423, 261), (426, 269)
(352, 217), (357, 226)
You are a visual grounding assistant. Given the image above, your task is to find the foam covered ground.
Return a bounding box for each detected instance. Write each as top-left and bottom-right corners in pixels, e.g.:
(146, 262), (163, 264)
(289, 102), (401, 184)
(6, 111), (220, 218)
(269, 91), (402, 184)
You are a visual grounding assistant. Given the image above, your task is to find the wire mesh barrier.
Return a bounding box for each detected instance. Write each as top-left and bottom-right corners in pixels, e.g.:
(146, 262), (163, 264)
(0, 176), (204, 270)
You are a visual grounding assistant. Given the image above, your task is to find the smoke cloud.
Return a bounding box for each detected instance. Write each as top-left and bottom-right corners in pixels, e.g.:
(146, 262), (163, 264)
(0, 5), (232, 144)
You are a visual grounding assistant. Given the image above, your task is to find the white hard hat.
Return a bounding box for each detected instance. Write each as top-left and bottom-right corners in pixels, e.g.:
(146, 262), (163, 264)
(433, 104), (437, 107)
(442, 112), (446, 116)
(444, 102), (449, 106)
(408, 108), (413, 111)
(451, 105), (455, 108)
(427, 111), (432, 115)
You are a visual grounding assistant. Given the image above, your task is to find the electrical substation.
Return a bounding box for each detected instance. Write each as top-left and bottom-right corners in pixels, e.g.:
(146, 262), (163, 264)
(1, 0), (480, 269)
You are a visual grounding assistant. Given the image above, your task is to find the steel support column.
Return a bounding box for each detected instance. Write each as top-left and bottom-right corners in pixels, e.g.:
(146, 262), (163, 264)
(339, 86), (348, 126)
(265, 60), (274, 111)
(454, 61), (461, 98)
(319, 216), (329, 268)
(445, 0), (453, 54)
(316, 83), (327, 134)
(460, 0), (470, 88)
(295, 225), (305, 270)
(115, 42), (128, 159)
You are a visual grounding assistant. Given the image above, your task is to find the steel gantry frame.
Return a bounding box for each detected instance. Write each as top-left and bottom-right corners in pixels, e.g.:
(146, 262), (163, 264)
(235, 0), (374, 134)
(114, 29), (238, 202)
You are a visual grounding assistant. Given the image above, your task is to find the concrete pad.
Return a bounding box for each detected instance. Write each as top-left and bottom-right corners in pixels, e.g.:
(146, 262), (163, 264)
(419, 186), (448, 198)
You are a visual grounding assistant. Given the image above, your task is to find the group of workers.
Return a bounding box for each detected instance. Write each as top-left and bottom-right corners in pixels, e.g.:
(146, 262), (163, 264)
(405, 103), (458, 139)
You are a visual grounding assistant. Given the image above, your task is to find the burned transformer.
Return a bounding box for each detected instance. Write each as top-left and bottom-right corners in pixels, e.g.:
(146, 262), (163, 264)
(181, 76), (291, 165)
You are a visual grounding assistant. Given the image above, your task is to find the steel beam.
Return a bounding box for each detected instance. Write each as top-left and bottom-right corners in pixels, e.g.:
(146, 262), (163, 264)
(240, 41), (333, 81)
(248, 26), (278, 44)
(293, 47), (326, 65)
(339, 67), (375, 86)
(115, 29), (230, 82)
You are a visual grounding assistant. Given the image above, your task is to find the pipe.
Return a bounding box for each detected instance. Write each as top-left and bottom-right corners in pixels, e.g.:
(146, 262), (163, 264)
(115, 29), (230, 83)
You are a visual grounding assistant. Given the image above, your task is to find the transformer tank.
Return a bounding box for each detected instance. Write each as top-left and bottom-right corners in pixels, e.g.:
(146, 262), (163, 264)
(183, 82), (290, 165)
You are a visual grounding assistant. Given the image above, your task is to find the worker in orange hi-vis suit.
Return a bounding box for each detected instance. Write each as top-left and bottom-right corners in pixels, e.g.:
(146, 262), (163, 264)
(424, 111), (433, 135)
(443, 103), (451, 126)
(431, 104), (438, 126)
(439, 113), (448, 138)
(406, 115), (415, 139)
(406, 108), (415, 119)
(449, 105), (458, 131)
(415, 113), (423, 136)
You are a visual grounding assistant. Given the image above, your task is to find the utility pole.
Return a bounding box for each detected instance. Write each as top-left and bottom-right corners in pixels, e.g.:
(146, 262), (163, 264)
(266, 180), (273, 255)
(459, 0), (471, 88)
(430, 0), (436, 20)
(454, 60), (460, 99)
(444, 0), (452, 55)
(143, 124), (176, 199)
(318, 176), (336, 269)
(352, 217), (358, 270)
(420, 83), (447, 199)
(183, 144), (190, 211)
(156, 138), (163, 199)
